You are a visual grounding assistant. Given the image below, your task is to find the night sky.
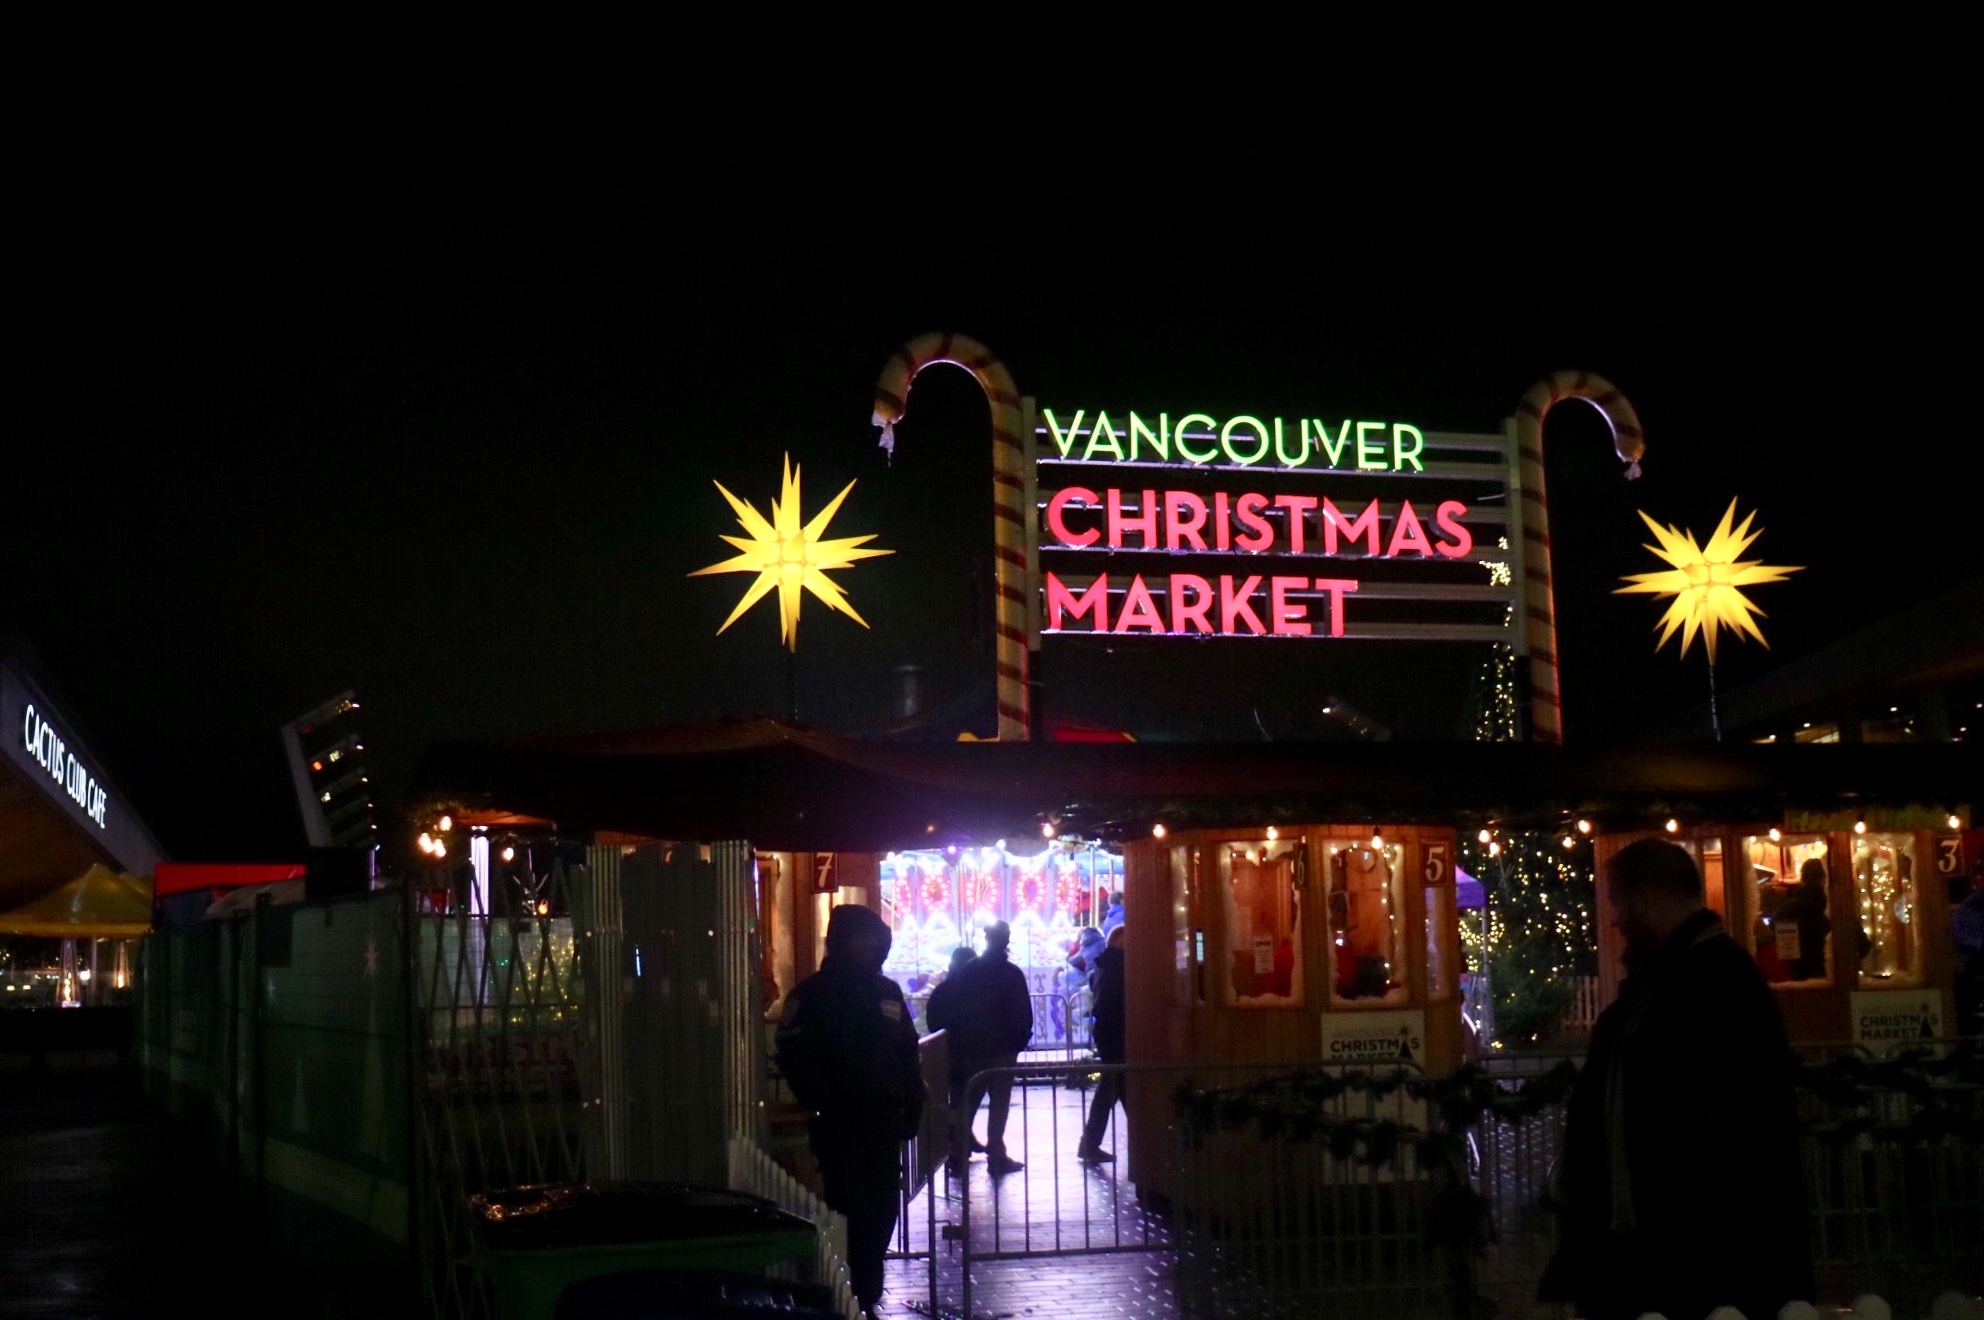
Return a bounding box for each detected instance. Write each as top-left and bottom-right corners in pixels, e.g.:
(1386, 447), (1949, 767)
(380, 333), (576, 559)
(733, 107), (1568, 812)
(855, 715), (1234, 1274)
(10, 107), (1974, 863)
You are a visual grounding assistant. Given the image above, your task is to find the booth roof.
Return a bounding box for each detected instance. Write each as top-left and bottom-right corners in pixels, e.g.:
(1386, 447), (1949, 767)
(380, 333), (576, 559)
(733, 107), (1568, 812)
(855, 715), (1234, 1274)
(411, 721), (1984, 852)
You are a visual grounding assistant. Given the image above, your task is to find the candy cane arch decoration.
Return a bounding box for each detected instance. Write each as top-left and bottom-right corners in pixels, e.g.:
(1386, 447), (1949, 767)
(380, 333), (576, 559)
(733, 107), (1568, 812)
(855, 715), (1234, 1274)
(1514, 370), (1646, 744)
(873, 333), (1031, 740)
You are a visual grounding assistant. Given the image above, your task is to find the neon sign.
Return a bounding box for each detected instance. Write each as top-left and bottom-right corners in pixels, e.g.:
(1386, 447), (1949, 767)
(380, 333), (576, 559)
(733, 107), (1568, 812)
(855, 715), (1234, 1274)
(22, 703), (109, 829)
(1042, 410), (1426, 472)
(1036, 407), (1493, 639)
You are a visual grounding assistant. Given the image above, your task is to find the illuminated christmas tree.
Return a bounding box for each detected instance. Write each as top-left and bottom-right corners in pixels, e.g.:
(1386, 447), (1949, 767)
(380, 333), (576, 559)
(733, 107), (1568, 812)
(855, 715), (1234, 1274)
(1459, 628), (1597, 1046)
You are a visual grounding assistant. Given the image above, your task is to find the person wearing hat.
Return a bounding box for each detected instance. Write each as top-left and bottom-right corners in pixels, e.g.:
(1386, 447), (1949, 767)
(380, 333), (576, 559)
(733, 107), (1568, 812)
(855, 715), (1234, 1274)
(944, 920), (1034, 1175)
(775, 903), (925, 1314)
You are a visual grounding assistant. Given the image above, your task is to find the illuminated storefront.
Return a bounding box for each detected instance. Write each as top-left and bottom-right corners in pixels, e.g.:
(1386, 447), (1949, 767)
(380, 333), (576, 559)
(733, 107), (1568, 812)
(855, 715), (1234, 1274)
(0, 653), (166, 1008)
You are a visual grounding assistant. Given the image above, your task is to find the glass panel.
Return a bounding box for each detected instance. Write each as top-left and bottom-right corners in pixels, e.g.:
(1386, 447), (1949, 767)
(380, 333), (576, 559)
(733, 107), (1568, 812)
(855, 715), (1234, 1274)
(1171, 843), (1202, 1006)
(1741, 834), (1832, 984)
(1854, 833), (1921, 986)
(1217, 838), (1304, 1007)
(1325, 840), (1408, 1006)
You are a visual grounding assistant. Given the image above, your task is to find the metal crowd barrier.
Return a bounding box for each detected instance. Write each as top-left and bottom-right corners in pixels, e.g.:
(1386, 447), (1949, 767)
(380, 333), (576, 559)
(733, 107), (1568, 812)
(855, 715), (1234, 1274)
(903, 989), (1095, 1065)
(914, 1059), (1444, 1320)
(905, 1041), (1983, 1319)
(1794, 1037), (1984, 1303)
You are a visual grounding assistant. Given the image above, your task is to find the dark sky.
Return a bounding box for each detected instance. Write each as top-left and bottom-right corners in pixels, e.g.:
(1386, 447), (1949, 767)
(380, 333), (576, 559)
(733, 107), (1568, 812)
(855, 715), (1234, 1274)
(10, 101), (1974, 862)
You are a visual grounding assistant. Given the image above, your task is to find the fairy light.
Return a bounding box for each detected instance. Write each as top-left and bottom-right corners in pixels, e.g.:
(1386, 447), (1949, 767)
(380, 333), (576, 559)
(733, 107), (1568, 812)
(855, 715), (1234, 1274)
(1854, 820), (1868, 835)
(1768, 827), (1782, 843)
(1457, 620), (1597, 1048)
(1949, 815), (1963, 830)
(1265, 826), (1278, 841)
(1152, 823), (1167, 839)
(1042, 823), (1056, 840)
(1665, 819), (1680, 834)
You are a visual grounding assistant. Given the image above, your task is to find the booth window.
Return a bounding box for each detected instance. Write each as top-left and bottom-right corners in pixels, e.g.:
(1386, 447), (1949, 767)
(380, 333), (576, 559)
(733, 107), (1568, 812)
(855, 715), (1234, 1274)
(1217, 839), (1303, 1006)
(1171, 843), (1203, 1006)
(1854, 833), (1921, 986)
(1325, 840), (1408, 1007)
(1742, 834), (1832, 984)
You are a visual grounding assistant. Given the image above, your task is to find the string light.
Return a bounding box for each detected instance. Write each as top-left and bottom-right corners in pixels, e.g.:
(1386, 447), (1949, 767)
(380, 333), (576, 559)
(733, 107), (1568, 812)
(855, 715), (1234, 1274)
(1042, 822), (1056, 839)
(500, 846), (516, 863)
(1457, 631), (1597, 1048)
(1854, 820), (1868, 835)
(1152, 823), (1168, 839)
(1561, 836), (1575, 850)
(1575, 819), (1591, 835)
(1665, 819), (1680, 834)
(1949, 815), (1963, 830)
(439, 815), (453, 832)
(1768, 827), (1782, 843)
(1265, 826), (1278, 841)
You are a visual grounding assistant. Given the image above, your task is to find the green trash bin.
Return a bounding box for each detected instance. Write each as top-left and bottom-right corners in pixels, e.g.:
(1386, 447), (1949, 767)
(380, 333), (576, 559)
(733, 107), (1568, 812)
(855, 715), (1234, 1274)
(467, 1183), (819, 1320)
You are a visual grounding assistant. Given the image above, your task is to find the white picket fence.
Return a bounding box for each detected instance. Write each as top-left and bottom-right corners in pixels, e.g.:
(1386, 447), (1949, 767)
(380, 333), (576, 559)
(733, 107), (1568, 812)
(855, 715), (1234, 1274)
(1564, 974), (1604, 1032)
(1625, 1295), (1984, 1320)
(726, 1136), (863, 1320)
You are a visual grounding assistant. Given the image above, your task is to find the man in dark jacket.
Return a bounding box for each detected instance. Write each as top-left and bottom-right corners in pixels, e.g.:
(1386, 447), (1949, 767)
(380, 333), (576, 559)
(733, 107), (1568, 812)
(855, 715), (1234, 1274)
(1541, 838), (1812, 1319)
(1078, 924), (1127, 1164)
(945, 920), (1033, 1175)
(775, 904), (925, 1315)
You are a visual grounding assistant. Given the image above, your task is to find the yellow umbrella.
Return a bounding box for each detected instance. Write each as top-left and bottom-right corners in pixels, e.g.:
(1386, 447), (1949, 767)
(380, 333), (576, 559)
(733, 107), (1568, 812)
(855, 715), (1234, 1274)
(0, 863), (153, 938)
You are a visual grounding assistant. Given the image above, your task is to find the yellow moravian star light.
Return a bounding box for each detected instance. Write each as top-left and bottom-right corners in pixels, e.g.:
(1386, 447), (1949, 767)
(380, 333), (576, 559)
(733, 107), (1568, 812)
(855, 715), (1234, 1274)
(691, 455), (891, 652)
(1614, 498), (1801, 662)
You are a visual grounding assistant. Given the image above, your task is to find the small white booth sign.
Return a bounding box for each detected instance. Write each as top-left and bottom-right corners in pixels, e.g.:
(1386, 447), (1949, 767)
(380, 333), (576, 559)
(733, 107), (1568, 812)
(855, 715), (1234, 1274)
(1849, 992), (1944, 1054)
(1322, 1009), (1425, 1068)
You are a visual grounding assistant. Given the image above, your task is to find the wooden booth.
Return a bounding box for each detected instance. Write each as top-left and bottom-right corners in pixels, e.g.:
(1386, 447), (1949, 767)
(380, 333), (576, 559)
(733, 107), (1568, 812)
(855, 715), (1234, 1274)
(1592, 815), (1970, 1051)
(1122, 822), (1464, 1194)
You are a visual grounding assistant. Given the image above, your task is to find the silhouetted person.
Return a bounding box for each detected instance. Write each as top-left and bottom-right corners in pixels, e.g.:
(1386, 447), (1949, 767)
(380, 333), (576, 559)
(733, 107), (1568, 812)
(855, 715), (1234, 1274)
(1078, 925), (1126, 1164)
(1541, 838), (1812, 1320)
(947, 920), (1033, 1175)
(775, 905), (925, 1315)
(924, 945), (981, 1153)
(1773, 858), (1833, 980)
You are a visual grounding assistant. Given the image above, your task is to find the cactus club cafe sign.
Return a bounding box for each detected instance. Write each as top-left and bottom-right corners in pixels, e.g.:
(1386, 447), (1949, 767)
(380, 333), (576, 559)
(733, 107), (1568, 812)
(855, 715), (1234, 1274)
(1035, 409), (1507, 641)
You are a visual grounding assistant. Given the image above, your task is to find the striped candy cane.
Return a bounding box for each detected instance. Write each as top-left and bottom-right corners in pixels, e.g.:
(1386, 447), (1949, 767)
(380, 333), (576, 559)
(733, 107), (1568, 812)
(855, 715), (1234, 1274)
(1514, 370), (1646, 744)
(873, 332), (1031, 740)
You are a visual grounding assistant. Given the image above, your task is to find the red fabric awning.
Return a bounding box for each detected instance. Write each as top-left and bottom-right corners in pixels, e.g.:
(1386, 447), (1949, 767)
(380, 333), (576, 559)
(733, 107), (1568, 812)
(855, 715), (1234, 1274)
(153, 862), (305, 899)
